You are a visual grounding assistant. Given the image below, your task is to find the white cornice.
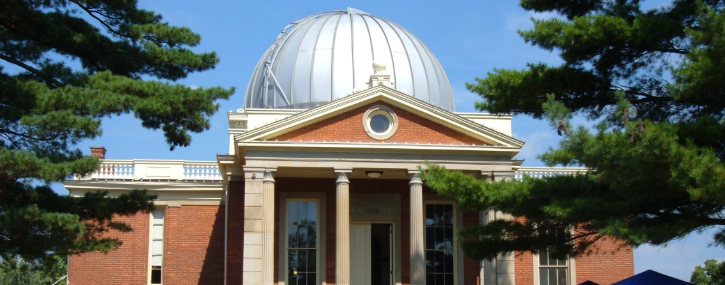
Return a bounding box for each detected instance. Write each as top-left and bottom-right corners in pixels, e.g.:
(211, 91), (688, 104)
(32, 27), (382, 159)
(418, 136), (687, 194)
(456, 113), (513, 120)
(64, 180), (223, 192)
(238, 141), (520, 154)
(234, 85), (524, 148)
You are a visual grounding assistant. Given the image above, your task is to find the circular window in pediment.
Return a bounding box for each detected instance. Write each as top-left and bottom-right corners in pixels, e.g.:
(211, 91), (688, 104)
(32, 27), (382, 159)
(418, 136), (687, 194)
(363, 105), (398, 140)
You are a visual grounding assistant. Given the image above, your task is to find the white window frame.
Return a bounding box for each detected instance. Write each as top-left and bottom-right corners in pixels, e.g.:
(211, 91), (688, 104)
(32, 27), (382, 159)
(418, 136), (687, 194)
(423, 201), (459, 285)
(148, 207), (165, 285)
(533, 249), (576, 285)
(282, 198), (322, 285)
(362, 105), (398, 140)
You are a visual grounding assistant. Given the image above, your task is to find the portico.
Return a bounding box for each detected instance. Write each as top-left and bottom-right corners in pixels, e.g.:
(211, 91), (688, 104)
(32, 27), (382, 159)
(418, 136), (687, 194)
(218, 84), (523, 285)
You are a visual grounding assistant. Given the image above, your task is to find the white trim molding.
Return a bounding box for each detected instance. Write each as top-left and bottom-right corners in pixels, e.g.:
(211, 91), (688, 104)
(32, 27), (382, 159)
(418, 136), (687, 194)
(363, 105), (398, 140)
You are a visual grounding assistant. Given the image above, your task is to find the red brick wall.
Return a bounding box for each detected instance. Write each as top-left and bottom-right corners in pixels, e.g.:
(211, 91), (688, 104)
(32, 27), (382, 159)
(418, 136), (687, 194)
(270, 101), (488, 146)
(164, 205), (225, 284)
(227, 181), (244, 285)
(513, 234), (634, 285)
(515, 251), (535, 285)
(462, 210), (480, 285)
(69, 213), (150, 284)
(69, 205), (226, 285)
(575, 237), (634, 285)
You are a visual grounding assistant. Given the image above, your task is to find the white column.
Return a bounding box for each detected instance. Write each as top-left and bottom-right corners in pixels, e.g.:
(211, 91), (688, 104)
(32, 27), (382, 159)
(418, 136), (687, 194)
(262, 169), (276, 285)
(480, 170), (517, 285)
(243, 167), (265, 284)
(335, 169), (352, 285)
(409, 171), (425, 285)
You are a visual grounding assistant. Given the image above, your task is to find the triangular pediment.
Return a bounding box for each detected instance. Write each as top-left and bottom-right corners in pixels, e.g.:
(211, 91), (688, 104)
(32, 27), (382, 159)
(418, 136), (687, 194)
(234, 86), (524, 148)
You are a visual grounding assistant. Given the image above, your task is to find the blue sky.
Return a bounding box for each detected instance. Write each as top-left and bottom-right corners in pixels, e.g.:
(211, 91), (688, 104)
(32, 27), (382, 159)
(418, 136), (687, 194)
(41, 0), (723, 281)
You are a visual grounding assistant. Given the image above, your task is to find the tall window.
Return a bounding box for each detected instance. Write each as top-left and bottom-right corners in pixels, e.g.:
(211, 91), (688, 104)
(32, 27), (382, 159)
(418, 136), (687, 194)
(287, 201), (318, 285)
(537, 248), (569, 285)
(150, 208), (165, 284)
(425, 204), (454, 285)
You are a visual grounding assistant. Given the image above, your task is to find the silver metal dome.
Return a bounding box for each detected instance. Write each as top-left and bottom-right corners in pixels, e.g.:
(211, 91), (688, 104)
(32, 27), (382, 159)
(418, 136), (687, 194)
(244, 8), (455, 111)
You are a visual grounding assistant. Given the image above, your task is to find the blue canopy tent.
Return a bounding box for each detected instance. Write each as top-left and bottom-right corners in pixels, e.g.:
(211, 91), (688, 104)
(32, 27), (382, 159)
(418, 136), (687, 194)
(611, 270), (693, 285)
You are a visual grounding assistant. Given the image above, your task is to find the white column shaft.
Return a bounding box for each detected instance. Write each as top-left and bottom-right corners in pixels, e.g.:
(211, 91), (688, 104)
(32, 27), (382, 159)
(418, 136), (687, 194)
(409, 173), (425, 285)
(336, 171), (351, 285)
(262, 171), (275, 285)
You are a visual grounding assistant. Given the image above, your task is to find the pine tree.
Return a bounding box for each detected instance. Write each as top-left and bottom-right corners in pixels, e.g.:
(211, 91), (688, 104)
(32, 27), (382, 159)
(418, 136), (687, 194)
(0, 0), (234, 263)
(420, 0), (725, 260)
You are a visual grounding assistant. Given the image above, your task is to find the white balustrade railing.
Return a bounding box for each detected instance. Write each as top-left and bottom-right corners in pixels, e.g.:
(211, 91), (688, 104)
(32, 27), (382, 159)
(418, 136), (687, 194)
(183, 163), (222, 180)
(515, 167), (589, 181)
(94, 160), (134, 179)
(77, 161), (583, 182)
(75, 159), (222, 181)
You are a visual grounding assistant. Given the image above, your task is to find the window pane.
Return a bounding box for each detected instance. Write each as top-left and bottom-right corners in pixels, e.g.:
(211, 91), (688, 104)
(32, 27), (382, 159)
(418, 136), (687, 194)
(435, 273), (444, 285)
(444, 226), (453, 249)
(435, 204), (443, 226)
(298, 202), (308, 226)
(153, 225), (164, 239)
(426, 251), (435, 273)
(152, 255), (163, 266)
(289, 225), (298, 248)
(548, 253), (559, 268)
(370, 114), (390, 133)
(298, 248), (307, 271)
(288, 249), (298, 269)
(539, 250), (548, 266)
(152, 240), (163, 254)
(425, 205), (435, 226)
(298, 225), (308, 248)
(435, 227), (444, 249)
(443, 205), (453, 226)
(152, 209), (164, 224)
(289, 202), (298, 225)
(540, 268), (549, 285)
(444, 251), (453, 273)
(557, 256), (567, 266)
(307, 273), (316, 285)
(426, 227), (435, 249)
(151, 267), (162, 284)
(308, 202), (317, 225)
(548, 268), (557, 285)
(558, 268), (567, 285)
(289, 274), (298, 285)
(426, 274), (435, 285)
(435, 251), (444, 273)
(308, 249), (317, 271)
(307, 225), (316, 248)
(444, 273), (454, 285)
(298, 273), (307, 285)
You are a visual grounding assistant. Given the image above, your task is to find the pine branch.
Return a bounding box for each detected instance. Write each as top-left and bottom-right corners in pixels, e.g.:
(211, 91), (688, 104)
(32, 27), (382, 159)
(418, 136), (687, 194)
(0, 53), (64, 87)
(68, 0), (128, 39)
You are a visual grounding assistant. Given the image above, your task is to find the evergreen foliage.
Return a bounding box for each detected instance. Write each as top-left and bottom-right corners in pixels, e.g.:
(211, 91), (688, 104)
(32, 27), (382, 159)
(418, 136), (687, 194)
(0, 254), (67, 285)
(692, 259), (725, 285)
(0, 0), (234, 263)
(420, 0), (725, 260)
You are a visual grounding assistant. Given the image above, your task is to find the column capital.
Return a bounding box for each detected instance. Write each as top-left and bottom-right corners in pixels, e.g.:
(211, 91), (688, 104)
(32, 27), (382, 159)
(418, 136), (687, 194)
(408, 171), (423, 185)
(243, 166), (265, 181)
(335, 168), (352, 184)
(263, 168), (276, 183)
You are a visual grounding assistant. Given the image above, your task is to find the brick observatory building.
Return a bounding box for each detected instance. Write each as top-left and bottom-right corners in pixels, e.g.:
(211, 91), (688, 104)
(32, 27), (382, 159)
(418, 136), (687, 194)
(65, 8), (634, 285)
